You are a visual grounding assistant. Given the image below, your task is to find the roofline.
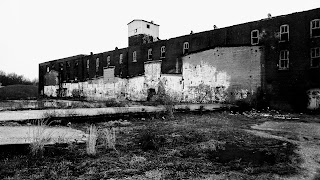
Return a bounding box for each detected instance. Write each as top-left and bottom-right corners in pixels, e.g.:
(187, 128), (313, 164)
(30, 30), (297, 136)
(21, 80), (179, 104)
(39, 54), (86, 65)
(127, 19), (160, 26)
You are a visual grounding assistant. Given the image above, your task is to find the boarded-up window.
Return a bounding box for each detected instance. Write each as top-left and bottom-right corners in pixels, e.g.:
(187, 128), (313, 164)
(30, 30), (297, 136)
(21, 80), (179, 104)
(103, 67), (115, 83)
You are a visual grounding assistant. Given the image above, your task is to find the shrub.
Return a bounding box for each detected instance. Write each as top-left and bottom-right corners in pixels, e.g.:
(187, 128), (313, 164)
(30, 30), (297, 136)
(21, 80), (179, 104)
(42, 110), (60, 120)
(71, 89), (81, 98)
(137, 126), (166, 151)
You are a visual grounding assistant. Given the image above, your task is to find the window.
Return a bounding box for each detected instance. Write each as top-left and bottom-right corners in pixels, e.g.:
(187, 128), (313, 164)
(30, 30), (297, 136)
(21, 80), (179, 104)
(86, 60), (90, 79)
(107, 56), (111, 66)
(160, 46), (166, 58)
(147, 24), (150, 29)
(59, 63), (64, 71)
(183, 42), (189, 54)
(66, 62), (70, 81)
(119, 54), (123, 64)
(279, 50), (289, 70)
(280, 25), (289, 41)
(96, 58), (99, 72)
(133, 51), (137, 62)
(311, 47), (320, 68)
(148, 48), (152, 60)
(311, 19), (320, 37)
(46, 66), (49, 72)
(175, 58), (179, 73)
(74, 61), (79, 80)
(251, 30), (259, 45)
(134, 29), (137, 33)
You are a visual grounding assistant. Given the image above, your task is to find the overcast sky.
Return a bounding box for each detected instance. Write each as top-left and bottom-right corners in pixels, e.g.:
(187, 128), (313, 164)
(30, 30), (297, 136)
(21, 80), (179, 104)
(0, 0), (319, 80)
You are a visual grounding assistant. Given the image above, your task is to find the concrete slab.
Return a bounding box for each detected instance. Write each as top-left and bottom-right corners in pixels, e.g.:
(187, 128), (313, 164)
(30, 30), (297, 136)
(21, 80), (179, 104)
(0, 104), (226, 122)
(0, 126), (86, 145)
(0, 106), (165, 121)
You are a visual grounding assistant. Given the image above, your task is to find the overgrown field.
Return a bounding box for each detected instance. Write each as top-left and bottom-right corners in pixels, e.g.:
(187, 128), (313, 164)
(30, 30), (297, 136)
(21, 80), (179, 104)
(0, 112), (301, 179)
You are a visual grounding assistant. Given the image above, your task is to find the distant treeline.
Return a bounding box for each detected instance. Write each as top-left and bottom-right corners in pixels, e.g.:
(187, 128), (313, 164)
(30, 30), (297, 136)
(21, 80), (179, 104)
(0, 70), (38, 86)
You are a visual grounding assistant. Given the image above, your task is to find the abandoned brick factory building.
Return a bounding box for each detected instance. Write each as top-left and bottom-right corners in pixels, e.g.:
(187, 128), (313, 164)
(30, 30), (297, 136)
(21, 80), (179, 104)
(39, 7), (320, 111)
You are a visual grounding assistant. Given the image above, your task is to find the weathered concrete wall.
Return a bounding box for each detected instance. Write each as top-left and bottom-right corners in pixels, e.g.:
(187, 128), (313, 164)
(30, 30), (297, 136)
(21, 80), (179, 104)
(44, 47), (263, 104)
(182, 46), (263, 104)
(307, 89), (320, 110)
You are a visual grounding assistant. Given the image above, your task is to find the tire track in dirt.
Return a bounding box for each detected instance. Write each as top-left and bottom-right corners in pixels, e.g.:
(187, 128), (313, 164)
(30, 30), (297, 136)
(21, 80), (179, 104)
(246, 121), (320, 180)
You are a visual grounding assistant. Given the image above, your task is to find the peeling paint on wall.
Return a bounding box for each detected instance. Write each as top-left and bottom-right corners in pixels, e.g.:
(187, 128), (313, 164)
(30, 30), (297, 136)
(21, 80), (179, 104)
(43, 46), (263, 104)
(307, 89), (320, 110)
(182, 46), (262, 104)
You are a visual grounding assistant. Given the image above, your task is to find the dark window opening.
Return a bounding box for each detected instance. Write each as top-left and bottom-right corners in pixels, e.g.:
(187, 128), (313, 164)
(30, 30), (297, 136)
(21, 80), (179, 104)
(311, 57), (320, 68)
(147, 88), (156, 101)
(147, 24), (150, 29)
(312, 29), (320, 37)
(74, 61), (79, 80)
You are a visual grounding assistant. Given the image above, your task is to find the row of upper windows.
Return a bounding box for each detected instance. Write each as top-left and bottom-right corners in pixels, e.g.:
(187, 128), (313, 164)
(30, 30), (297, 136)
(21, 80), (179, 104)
(251, 19), (320, 45)
(129, 42), (189, 63)
(46, 47), (320, 73)
(278, 47), (320, 70)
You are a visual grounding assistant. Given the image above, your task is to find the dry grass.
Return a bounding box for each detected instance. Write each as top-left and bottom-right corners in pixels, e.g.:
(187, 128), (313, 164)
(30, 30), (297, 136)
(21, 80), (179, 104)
(102, 128), (116, 151)
(29, 119), (53, 156)
(86, 124), (97, 156)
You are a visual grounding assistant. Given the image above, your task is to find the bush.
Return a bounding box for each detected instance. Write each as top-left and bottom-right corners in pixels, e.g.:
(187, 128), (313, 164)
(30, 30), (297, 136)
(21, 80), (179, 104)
(137, 126), (166, 151)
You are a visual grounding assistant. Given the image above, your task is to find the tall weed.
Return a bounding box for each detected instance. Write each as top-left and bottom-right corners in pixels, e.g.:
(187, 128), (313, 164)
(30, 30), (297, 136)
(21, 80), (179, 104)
(86, 124), (97, 156)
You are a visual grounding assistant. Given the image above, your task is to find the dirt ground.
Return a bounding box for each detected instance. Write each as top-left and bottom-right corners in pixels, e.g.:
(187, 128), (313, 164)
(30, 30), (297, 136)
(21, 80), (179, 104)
(0, 110), (320, 180)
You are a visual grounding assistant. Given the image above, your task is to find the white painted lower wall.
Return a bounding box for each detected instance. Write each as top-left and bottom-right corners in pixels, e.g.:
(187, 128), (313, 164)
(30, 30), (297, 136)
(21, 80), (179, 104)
(43, 46), (264, 104)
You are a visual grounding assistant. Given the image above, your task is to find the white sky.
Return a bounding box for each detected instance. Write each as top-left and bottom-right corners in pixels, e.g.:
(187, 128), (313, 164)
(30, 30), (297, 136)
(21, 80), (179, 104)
(0, 0), (319, 80)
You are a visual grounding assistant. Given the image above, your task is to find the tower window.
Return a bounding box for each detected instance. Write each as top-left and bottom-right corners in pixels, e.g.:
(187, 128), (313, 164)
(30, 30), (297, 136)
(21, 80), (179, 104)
(280, 24), (289, 42)
(160, 46), (166, 58)
(107, 55), (111, 66)
(133, 51), (137, 62)
(46, 66), (49, 72)
(311, 19), (320, 37)
(183, 42), (189, 54)
(311, 47), (320, 68)
(148, 48), (152, 60)
(279, 50), (289, 70)
(251, 30), (259, 45)
(119, 54), (123, 64)
(147, 24), (150, 29)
